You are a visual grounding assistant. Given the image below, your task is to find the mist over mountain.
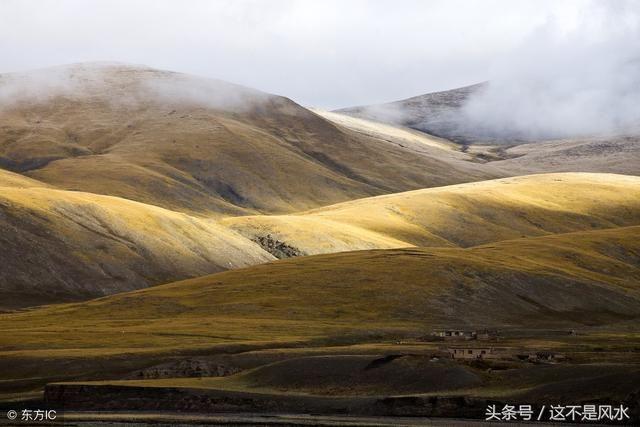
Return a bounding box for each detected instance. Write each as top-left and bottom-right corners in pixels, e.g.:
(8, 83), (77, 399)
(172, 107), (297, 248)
(460, 2), (640, 141)
(339, 1), (640, 143)
(0, 62), (271, 112)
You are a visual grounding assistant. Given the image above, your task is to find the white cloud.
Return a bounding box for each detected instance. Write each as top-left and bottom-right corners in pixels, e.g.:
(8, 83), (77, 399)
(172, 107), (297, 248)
(0, 0), (627, 109)
(461, 0), (640, 139)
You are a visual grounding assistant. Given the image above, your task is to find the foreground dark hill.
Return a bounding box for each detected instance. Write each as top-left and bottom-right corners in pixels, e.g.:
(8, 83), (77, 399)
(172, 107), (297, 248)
(0, 63), (497, 216)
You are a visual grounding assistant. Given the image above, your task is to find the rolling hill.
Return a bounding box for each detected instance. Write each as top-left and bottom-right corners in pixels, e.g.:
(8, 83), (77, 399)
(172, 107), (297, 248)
(327, 102), (640, 176)
(0, 57), (638, 420)
(0, 62), (498, 216)
(2, 172), (639, 310)
(223, 173), (640, 256)
(1, 63), (639, 330)
(0, 169), (273, 310)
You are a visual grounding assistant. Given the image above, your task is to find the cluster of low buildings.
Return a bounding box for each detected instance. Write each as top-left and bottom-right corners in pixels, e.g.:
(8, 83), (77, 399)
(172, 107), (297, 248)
(430, 329), (566, 362)
(447, 347), (498, 360)
(446, 347), (565, 362)
(402, 328), (567, 363)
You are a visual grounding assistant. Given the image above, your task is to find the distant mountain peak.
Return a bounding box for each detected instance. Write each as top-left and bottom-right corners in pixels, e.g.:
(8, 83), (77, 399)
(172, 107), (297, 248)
(335, 83), (487, 145)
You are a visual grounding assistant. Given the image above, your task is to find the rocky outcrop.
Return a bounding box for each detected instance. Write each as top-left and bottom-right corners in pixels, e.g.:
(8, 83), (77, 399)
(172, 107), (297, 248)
(251, 234), (304, 259)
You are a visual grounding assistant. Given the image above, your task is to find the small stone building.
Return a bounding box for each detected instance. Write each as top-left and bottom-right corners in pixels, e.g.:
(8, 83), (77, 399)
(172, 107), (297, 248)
(448, 347), (497, 360)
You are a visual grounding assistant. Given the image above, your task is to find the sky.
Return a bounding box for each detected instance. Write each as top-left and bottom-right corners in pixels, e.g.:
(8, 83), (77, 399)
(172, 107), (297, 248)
(0, 0), (626, 110)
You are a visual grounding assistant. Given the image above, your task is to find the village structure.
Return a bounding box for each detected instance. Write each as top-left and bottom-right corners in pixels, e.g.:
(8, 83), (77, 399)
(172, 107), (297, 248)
(445, 346), (567, 362)
(429, 329), (499, 341)
(445, 345), (567, 362)
(447, 347), (499, 360)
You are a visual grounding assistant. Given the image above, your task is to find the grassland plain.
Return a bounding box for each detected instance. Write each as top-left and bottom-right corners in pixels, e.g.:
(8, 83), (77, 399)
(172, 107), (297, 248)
(1, 225), (639, 403)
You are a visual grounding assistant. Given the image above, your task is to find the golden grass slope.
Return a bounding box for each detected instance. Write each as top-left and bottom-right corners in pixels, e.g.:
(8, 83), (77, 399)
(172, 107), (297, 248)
(0, 168), (53, 189)
(311, 109), (458, 151)
(223, 173), (640, 255)
(0, 172), (273, 310)
(1, 225), (638, 360)
(2, 171), (638, 309)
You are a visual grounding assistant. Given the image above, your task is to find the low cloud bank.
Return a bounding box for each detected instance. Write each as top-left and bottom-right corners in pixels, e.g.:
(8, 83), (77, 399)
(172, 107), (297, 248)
(460, 1), (640, 140)
(0, 62), (270, 113)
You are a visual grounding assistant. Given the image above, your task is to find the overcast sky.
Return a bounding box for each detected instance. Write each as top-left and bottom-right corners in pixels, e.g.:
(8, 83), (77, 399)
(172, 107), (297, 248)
(0, 0), (636, 109)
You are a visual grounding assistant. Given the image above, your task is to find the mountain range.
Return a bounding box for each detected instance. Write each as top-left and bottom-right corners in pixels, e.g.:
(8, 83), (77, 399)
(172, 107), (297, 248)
(0, 63), (639, 414)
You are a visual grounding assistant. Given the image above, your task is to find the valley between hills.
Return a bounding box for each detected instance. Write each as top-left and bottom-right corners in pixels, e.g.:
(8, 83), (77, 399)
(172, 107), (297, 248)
(0, 63), (639, 421)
